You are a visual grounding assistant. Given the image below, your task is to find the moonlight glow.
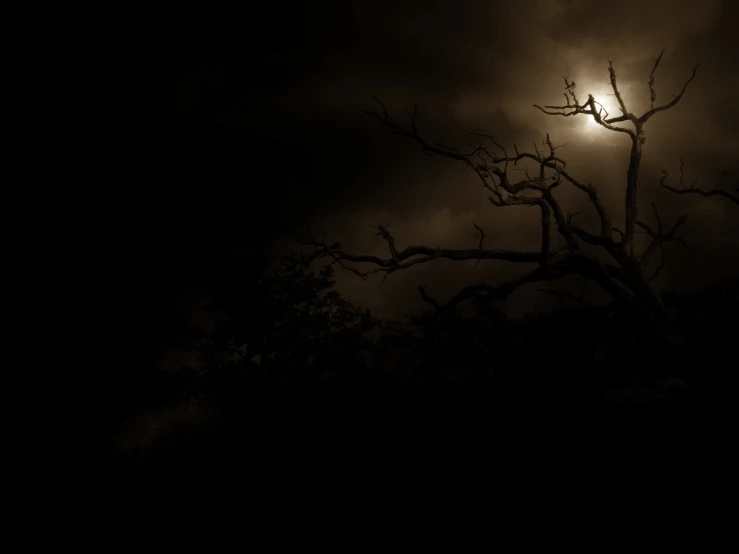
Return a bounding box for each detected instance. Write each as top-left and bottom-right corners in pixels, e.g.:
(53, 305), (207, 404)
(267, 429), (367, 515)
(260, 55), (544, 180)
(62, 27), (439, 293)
(584, 88), (620, 130)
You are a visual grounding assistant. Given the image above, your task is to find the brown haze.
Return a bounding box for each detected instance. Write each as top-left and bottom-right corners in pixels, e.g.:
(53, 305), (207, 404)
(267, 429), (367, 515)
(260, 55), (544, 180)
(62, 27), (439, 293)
(167, 0), (739, 322)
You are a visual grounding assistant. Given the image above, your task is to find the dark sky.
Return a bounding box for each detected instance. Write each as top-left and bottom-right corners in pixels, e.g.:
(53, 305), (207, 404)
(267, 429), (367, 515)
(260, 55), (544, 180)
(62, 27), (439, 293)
(113, 0), (739, 369)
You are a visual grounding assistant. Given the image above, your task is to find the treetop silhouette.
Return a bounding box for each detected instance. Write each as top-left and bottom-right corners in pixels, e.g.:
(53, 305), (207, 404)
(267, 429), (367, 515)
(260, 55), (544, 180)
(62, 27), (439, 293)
(295, 51), (737, 347)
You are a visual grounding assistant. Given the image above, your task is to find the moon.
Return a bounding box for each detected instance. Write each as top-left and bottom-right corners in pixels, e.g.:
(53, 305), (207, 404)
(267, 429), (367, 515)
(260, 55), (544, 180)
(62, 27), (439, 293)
(582, 86), (620, 132)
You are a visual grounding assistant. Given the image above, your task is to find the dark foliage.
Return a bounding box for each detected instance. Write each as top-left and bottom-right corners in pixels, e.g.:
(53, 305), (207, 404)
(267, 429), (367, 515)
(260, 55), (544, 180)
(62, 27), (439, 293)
(108, 252), (736, 467)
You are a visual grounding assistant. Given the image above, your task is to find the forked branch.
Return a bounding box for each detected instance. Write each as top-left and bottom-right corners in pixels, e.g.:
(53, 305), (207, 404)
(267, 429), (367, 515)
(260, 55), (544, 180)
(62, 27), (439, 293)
(535, 50), (700, 258)
(660, 160), (739, 206)
(361, 98), (613, 241)
(640, 64), (699, 123)
(636, 203), (690, 279)
(535, 50), (698, 130)
(293, 225), (543, 287)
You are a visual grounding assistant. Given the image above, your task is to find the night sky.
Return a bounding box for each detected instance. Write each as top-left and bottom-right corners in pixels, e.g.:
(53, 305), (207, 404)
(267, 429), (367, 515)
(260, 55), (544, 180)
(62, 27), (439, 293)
(110, 0), (739, 373)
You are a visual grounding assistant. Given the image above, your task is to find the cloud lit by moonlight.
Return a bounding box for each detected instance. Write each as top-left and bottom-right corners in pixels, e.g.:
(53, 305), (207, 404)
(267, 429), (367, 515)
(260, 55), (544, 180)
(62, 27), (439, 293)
(582, 85), (621, 132)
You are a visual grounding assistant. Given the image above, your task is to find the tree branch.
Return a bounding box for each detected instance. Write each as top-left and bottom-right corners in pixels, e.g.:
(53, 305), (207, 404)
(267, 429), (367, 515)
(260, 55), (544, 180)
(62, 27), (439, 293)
(648, 49), (665, 110)
(472, 223), (485, 269)
(607, 60), (637, 124)
(640, 64), (698, 123)
(537, 280), (589, 309)
(417, 264), (563, 314)
(636, 203), (690, 279)
(309, 52), (708, 337)
(535, 50), (699, 260)
(363, 101), (614, 243)
(534, 93), (636, 138)
(660, 160), (739, 206)
(293, 227), (544, 285)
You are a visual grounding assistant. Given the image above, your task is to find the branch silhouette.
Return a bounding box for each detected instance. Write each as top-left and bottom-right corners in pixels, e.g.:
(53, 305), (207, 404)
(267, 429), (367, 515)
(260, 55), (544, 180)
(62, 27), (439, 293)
(295, 51), (732, 348)
(660, 159), (738, 206)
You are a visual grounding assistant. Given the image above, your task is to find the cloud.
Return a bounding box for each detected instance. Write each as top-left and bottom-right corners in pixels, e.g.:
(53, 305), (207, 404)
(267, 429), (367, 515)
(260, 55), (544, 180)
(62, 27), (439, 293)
(212, 0), (739, 318)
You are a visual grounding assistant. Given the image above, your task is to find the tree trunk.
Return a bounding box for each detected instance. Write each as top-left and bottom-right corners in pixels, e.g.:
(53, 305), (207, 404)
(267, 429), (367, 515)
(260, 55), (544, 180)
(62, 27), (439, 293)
(621, 263), (684, 351)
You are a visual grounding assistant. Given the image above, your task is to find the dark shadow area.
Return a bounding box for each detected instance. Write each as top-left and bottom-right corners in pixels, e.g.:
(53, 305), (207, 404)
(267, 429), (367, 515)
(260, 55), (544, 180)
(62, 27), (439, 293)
(95, 3), (737, 485)
(103, 247), (736, 474)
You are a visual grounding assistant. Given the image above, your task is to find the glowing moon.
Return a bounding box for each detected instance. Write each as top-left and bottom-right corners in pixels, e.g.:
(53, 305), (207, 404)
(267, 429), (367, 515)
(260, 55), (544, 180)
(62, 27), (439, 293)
(582, 89), (620, 131)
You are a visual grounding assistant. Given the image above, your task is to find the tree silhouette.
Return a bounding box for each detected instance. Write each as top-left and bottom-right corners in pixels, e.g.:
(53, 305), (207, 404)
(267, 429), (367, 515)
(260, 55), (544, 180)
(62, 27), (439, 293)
(295, 51), (736, 348)
(109, 52), (736, 466)
(192, 251), (393, 416)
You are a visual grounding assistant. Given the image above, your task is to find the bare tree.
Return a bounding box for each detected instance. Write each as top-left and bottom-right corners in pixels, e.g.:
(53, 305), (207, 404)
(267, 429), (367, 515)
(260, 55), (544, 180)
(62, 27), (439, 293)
(295, 51), (735, 347)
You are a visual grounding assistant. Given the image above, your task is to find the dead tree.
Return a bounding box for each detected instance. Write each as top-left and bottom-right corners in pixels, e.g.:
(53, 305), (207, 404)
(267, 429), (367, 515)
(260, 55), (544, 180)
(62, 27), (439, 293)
(294, 51), (736, 348)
